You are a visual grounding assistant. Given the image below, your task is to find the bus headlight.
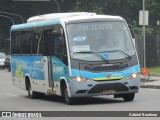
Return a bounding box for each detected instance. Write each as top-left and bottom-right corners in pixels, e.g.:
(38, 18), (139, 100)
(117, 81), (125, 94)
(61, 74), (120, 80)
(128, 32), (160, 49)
(71, 76), (89, 83)
(132, 73), (137, 78)
(126, 73), (140, 80)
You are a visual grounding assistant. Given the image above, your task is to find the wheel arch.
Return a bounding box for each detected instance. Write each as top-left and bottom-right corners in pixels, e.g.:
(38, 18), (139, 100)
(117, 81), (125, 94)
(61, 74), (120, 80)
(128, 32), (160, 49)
(60, 78), (70, 97)
(25, 74), (31, 91)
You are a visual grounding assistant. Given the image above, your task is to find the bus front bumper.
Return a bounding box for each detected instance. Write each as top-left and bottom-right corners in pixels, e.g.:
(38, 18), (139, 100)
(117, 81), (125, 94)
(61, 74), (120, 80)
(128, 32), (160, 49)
(69, 78), (140, 97)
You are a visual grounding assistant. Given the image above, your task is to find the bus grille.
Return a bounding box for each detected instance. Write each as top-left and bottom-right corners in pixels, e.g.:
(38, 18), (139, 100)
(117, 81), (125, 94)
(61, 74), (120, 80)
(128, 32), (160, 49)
(87, 83), (129, 94)
(84, 64), (128, 72)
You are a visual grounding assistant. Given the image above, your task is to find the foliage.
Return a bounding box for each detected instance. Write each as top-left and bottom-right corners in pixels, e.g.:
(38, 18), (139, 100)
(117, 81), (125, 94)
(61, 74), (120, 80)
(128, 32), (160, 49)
(73, 0), (104, 14)
(149, 67), (160, 76)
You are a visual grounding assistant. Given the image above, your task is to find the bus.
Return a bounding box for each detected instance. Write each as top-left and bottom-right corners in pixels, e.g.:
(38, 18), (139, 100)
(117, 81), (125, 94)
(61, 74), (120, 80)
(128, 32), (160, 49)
(10, 12), (140, 104)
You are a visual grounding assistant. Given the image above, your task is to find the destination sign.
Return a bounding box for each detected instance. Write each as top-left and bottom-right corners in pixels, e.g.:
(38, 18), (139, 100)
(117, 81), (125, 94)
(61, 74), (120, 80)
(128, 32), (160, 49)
(77, 23), (112, 32)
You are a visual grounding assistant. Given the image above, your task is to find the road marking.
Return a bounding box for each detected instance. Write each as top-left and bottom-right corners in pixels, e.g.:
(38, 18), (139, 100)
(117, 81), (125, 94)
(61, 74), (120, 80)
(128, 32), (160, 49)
(5, 93), (18, 97)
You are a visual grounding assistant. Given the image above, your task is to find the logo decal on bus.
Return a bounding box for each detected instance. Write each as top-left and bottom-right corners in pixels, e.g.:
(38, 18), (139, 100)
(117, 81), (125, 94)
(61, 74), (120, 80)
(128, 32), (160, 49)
(73, 36), (86, 41)
(106, 74), (111, 78)
(33, 61), (44, 68)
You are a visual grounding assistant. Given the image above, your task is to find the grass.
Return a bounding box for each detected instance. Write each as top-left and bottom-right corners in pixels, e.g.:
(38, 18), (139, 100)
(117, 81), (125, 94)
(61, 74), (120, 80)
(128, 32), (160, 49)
(148, 67), (160, 76)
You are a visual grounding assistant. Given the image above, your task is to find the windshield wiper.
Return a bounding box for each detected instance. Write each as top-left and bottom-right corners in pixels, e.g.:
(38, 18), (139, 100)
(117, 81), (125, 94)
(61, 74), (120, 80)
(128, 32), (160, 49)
(99, 50), (131, 59)
(73, 51), (109, 63)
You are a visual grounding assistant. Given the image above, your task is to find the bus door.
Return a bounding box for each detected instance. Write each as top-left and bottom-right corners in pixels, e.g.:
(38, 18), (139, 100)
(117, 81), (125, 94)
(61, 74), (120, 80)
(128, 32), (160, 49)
(50, 34), (62, 86)
(45, 27), (68, 91)
(50, 33), (68, 84)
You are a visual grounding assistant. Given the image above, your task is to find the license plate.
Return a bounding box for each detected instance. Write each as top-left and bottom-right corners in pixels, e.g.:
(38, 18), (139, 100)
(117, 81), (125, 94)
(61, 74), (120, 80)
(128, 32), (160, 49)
(101, 90), (115, 95)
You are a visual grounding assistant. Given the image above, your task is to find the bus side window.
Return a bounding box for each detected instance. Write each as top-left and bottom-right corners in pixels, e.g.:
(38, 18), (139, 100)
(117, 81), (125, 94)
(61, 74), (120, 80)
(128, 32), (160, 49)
(32, 30), (44, 55)
(21, 31), (33, 55)
(52, 34), (62, 58)
(43, 29), (52, 56)
(52, 32), (68, 66)
(61, 35), (68, 66)
(11, 32), (21, 55)
(45, 28), (67, 57)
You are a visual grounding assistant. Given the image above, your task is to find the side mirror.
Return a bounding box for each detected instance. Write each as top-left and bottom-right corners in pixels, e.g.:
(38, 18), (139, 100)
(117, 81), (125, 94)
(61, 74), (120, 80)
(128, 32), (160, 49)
(132, 38), (135, 47)
(61, 37), (65, 46)
(60, 28), (65, 46)
(128, 24), (135, 38)
(60, 28), (64, 36)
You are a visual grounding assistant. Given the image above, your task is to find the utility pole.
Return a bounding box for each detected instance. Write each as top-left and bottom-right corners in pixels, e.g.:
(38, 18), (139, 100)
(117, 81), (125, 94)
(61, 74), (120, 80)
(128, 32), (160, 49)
(54, 0), (60, 13)
(143, 0), (146, 68)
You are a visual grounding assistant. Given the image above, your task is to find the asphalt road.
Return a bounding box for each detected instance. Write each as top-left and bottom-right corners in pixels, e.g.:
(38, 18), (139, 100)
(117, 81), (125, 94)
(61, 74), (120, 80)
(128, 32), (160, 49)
(0, 69), (160, 120)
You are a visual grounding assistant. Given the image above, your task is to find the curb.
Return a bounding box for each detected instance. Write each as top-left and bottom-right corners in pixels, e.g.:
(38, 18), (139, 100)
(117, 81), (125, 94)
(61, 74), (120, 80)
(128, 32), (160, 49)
(140, 85), (160, 89)
(140, 75), (160, 89)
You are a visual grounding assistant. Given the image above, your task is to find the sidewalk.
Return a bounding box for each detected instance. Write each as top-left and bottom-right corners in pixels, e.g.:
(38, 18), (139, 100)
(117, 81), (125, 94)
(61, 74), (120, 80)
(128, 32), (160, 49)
(140, 76), (160, 89)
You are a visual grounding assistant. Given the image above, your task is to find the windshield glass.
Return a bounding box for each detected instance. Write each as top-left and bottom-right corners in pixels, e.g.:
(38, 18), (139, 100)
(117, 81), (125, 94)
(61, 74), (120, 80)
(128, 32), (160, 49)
(0, 53), (6, 59)
(67, 21), (135, 61)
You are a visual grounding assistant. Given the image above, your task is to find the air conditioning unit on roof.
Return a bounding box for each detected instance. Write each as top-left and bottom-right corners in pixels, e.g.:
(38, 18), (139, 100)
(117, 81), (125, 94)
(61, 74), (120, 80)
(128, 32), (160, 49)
(27, 12), (96, 23)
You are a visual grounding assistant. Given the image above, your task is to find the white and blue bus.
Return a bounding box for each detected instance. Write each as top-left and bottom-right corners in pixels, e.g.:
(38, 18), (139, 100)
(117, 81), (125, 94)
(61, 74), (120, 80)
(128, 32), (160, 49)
(10, 12), (140, 104)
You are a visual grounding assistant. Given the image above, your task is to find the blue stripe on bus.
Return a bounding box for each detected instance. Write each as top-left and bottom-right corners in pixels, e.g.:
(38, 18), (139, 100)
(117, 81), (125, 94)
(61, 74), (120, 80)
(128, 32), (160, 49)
(71, 65), (140, 79)
(11, 19), (60, 31)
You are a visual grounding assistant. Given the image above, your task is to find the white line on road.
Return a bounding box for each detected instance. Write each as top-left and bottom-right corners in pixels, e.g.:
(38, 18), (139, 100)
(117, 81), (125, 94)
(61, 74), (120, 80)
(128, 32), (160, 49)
(5, 93), (18, 97)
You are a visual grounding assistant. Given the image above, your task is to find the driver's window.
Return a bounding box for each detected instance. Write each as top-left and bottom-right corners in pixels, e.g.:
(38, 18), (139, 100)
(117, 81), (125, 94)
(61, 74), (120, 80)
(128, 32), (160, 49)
(52, 34), (62, 58)
(50, 25), (68, 65)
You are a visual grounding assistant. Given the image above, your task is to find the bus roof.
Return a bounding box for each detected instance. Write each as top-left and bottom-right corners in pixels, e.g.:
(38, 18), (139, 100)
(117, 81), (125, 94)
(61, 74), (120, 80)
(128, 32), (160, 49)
(27, 12), (96, 23)
(11, 19), (60, 31)
(11, 12), (124, 31)
(62, 15), (124, 23)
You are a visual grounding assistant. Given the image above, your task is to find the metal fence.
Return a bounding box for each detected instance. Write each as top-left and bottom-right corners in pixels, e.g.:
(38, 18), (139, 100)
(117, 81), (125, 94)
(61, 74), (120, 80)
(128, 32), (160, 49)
(135, 35), (160, 68)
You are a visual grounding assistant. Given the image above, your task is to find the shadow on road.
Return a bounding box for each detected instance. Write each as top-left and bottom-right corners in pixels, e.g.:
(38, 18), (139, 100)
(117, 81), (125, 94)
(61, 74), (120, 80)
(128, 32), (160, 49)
(24, 95), (124, 105)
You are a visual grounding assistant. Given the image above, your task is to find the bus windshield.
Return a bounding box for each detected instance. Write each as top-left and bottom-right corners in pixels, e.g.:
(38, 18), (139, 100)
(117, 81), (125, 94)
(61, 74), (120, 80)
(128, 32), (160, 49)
(67, 21), (135, 61)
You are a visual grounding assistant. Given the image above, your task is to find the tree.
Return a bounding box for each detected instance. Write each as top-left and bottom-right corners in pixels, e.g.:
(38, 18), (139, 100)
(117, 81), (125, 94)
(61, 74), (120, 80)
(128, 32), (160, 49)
(73, 0), (104, 14)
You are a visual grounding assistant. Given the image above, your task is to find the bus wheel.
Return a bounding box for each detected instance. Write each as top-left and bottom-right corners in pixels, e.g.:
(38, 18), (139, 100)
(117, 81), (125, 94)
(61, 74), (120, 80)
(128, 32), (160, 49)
(64, 85), (74, 105)
(28, 82), (38, 99)
(123, 93), (135, 102)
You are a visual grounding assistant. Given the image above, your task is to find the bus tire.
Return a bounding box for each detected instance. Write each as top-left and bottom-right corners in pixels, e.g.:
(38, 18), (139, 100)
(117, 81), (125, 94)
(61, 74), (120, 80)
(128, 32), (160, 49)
(63, 85), (74, 105)
(28, 82), (38, 99)
(123, 93), (135, 102)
